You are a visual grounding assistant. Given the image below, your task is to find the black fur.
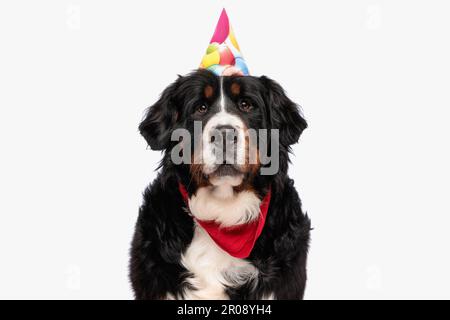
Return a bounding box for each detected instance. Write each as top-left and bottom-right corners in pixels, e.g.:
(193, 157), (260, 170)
(130, 69), (311, 299)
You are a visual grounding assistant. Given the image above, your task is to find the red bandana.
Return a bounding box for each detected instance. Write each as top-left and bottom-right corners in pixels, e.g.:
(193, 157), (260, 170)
(178, 183), (271, 259)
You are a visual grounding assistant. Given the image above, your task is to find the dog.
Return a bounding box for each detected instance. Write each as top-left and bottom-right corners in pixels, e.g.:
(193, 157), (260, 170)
(129, 69), (311, 300)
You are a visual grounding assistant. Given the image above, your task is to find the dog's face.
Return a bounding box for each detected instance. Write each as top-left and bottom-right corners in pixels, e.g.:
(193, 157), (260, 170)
(139, 69), (306, 189)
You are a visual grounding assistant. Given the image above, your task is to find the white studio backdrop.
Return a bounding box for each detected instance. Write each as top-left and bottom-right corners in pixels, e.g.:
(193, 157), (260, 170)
(0, 0), (449, 299)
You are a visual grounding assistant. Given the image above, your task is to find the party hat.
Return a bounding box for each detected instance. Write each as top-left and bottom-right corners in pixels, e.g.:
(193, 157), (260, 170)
(200, 9), (249, 76)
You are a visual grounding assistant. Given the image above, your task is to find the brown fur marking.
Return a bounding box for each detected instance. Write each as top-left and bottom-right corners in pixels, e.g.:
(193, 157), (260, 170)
(204, 85), (214, 99)
(230, 82), (241, 96)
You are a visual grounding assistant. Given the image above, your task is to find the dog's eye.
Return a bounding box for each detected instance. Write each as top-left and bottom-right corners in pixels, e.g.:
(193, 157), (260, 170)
(196, 105), (208, 114)
(238, 100), (253, 112)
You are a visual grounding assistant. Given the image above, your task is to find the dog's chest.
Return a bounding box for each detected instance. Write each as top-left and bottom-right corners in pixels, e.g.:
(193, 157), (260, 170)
(180, 225), (258, 300)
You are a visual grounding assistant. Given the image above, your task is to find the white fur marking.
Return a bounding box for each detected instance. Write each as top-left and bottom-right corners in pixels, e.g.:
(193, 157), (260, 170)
(220, 77), (225, 112)
(201, 80), (247, 174)
(262, 293), (276, 300)
(181, 224), (258, 300)
(189, 185), (261, 227)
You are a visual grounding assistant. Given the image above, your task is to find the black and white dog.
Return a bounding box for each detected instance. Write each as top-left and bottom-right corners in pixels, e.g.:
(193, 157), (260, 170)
(129, 69), (311, 300)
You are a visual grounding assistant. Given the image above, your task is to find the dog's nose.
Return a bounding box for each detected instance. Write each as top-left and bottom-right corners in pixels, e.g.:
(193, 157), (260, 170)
(211, 125), (238, 146)
(210, 125), (239, 164)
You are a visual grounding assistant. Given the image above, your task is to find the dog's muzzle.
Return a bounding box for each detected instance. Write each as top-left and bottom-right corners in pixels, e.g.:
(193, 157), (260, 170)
(202, 123), (245, 177)
(209, 125), (239, 165)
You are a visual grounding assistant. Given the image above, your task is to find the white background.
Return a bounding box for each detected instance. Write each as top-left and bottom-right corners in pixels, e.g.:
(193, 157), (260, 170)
(1, 0), (449, 299)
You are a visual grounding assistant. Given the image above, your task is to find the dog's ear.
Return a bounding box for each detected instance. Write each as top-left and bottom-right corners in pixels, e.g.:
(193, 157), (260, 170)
(260, 76), (307, 146)
(139, 78), (181, 150)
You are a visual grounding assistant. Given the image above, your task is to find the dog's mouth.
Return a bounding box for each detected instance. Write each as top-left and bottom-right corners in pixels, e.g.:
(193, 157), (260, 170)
(208, 164), (242, 178)
(206, 164), (245, 187)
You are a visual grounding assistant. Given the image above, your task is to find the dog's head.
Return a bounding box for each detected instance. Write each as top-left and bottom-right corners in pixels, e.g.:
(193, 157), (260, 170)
(139, 69), (306, 190)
